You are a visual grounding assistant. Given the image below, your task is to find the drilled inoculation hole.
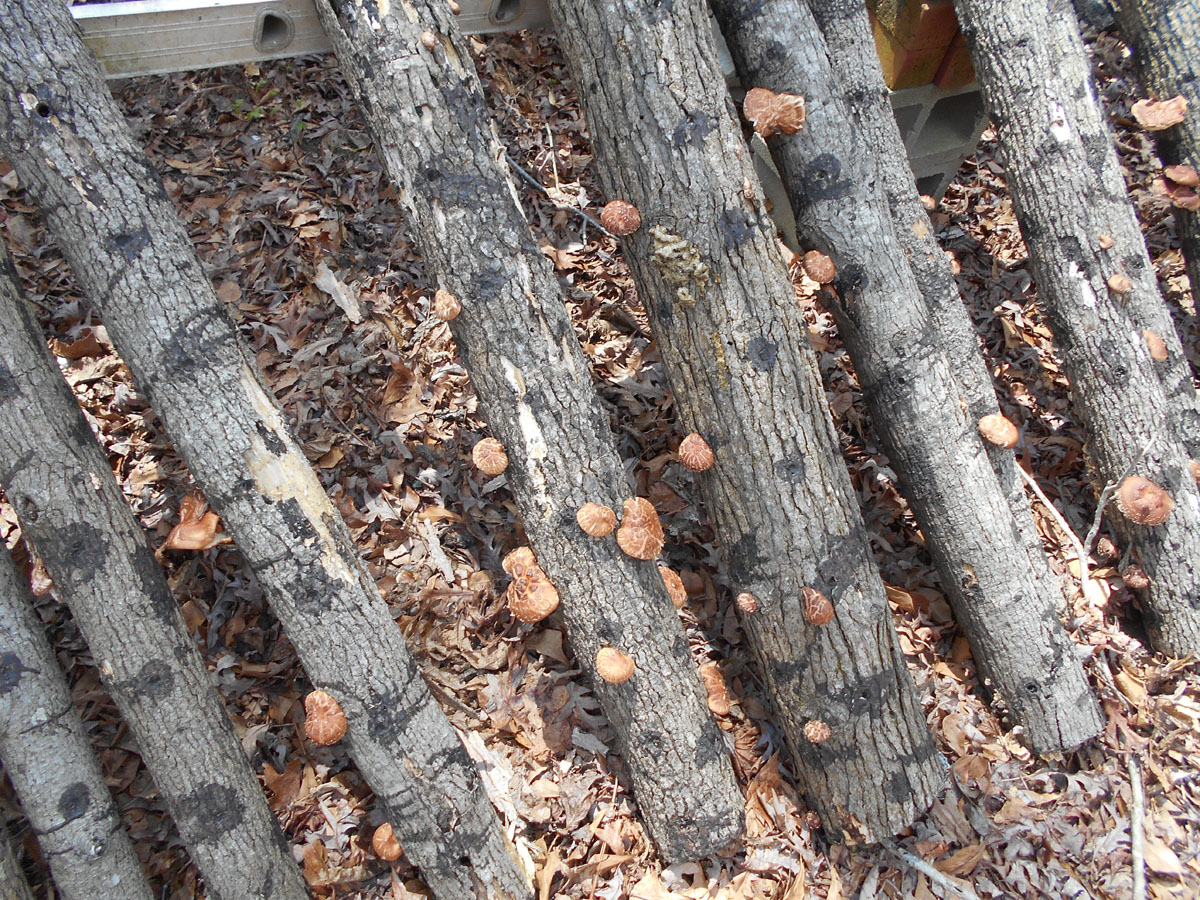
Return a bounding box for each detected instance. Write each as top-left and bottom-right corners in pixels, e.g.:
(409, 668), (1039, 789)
(489, 0), (522, 25)
(34, 101), (50, 117)
(254, 9), (294, 52)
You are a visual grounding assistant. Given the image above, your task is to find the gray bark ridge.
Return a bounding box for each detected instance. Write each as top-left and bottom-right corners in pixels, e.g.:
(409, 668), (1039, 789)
(712, 0), (1102, 753)
(0, 543), (154, 900)
(0, 824), (34, 900)
(953, 0), (1200, 653)
(803, 0), (1072, 621)
(1116, 0), (1200, 317)
(312, 0), (743, 862)
(0, 3), (525, 897)
(547, 0), (946, 843)
(0, 247), (305, 900)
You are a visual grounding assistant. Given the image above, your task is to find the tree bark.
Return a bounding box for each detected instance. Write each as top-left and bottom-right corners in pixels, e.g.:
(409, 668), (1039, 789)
(802, 0), (1071, 618)
(1115, 0), (1200, 301)
(711, 0), (1103, 752)
(0, 4), (525, 897)
(951, 0), (1200, 654)
(546, 0), (945, 843)
(0, 544), (154, 900)
(0, 821), (34, 900)
(310, 0), (743, 862)
(0, 246), (305, 900)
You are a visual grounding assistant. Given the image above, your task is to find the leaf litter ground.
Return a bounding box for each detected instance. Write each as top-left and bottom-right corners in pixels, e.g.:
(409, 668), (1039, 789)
(0, 22), (1198, 900)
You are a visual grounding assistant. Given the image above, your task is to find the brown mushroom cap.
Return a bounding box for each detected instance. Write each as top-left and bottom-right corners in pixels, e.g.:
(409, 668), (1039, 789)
(372, 823), (403, 862)
(304, 690), (347, 746)
(502, 547), (560, 623)
(595, 647), (636, 684)
(678, 432), (715, 472)
(1189, 459), (1200, 482)
(433, 288), (462, 321)
(803, 719), (832, 744)
(802, 250), (837, 285)
(616, 497), (665, 560)
(736, 591), (759, 614)
(1144, 329), (1168, 362)
(1098, 232), (1115, 250)
(742, 87), (807, 138)
(421, 30), (437, 50)
(576, 502), (617, 538)
(1115, 475), (1174, 526)
(802, 586), (834, 626)
(472, 437), (508, 476)
(1107, 272), (1133, 294)
(699, 662), (733, 716)
(977, 413), (1019, 449)
(1132, 95), (1189, 131)
(1122, 563), (1151, 590)
(600, 200), (642, 236)
(658, 565), (688, 608)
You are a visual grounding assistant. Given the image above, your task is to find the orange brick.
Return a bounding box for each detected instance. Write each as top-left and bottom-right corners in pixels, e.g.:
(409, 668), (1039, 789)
(870, 0), (960, 51)
(934, 30), (976, 89)
(872, 15), (949, 89)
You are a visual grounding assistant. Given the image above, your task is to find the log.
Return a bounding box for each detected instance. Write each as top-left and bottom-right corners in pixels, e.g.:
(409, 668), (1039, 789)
(545, 0), (946, 842)
(711, 0), (1103, 752)
(0, 3), (525, 896)
(310, 0), (743, 861)
(0, 542), (154, 900)
(0, 243), (305, 900)
(949, 0), (1200, 654)
(1115, 0), (1200, 303)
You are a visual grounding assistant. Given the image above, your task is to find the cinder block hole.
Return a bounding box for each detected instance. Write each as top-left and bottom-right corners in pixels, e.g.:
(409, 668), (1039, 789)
(915, 91), (984, 156)
(254, 9), (294, 52)
(891, 103), (922, 146)
(490, 0), (523, 25)
(916, 173), (946, 198)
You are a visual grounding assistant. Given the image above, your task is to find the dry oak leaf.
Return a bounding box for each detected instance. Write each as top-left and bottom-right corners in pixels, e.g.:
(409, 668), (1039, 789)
(1116, 475), (1173, 526)
(502, 546), (560, 623)
(1132, 95), (1188, 131)
(658, 565), (688, 608)
(616, 497), (664, 560)
(743, 87), (806, 138)
(304, 690), (347, 746)
(699, 662), (733, 715)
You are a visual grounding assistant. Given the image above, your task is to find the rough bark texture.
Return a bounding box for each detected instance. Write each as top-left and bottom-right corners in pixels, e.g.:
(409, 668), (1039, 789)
(0, 4), (525, 897)
(1, 820), (35, 900)
(0, 546), (154, 900)
(712, 0), (1103, 752)
(952, 0), (1200, 653)
(1116, 0), (1200, 302)
(311, 0), (743, 861)
(546, 0), (945, 842)
(0, 246), (305, 900)
(803, 0), (1071, 620)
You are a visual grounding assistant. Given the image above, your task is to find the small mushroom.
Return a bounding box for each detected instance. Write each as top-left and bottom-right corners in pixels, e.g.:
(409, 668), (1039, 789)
(742, 87), (806, 138)
(736, 591), (759, 614)
(1097, 232), (1115, 250)
(1116, 475), (1173, 526)
(595, 647), (636, 684)
(433, 288), (462, 321)
(616, 497), (665, 560)
(678, 432), (715, 472)
(1189, 459), (1200, 482)
(304, 690), (347, 746)
(944, 250), (961, 275)
(162, 493), (230, 552)
(1165, 164), (1199, 187)
(472, 437), (508, 476)
(803, 719), (832, 744)
(802, 250), (836, 285)
(600, 200), (642, 236)
(1107, 273), (1133, 294)
(421, 30), (437, 50)
(1153, 176), (1200, 211)
(372, 823), (403, 862)
(920, 194), (938, 212)
(448, 0), (461, 12)
(576, 502), (617, 538)
(699, 662), (732, 715)
(659, 565), (688, 609)
(1144, 329), (1168, 362)
(977, 413), (1019, 449)
(502, 547), (560, 623)
(1131, 95), (1188, 131)
(802, 586), (834, 626)
(1122, 562), (1151, 590)
(1096, 536), (1119, 560)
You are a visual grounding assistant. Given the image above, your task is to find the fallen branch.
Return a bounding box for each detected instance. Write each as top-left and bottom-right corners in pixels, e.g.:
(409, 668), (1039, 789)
(503, 152), (613, 237)
(1129, 756), (1146, 900)
(879, 839), (985, 900)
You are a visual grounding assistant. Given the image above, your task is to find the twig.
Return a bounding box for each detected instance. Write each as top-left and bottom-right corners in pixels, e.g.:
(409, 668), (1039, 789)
(1018, 466), (1092, 588)
(879, 839), (986, 900)
(1129, 756), (1146, 900)
(1083, 437), (1156, 558)
(503, 152), (613, 237)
